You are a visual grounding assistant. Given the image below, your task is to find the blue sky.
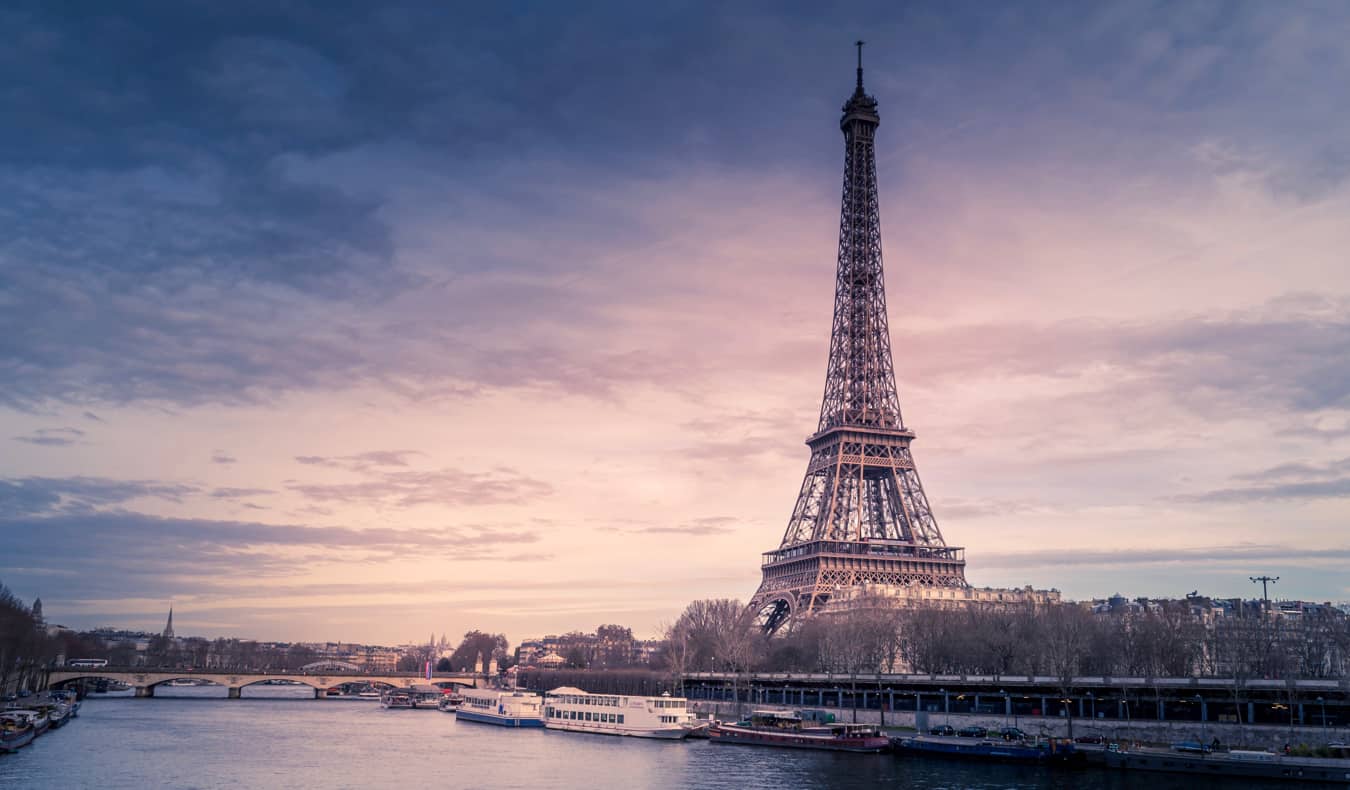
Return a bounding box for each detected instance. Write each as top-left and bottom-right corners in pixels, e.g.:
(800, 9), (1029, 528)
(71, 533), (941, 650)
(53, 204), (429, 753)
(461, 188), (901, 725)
(3, 1), (1349, 643)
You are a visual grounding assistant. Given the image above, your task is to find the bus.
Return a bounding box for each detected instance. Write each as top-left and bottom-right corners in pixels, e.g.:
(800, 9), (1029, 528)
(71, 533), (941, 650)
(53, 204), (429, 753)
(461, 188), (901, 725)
(66, 658), (109, 668)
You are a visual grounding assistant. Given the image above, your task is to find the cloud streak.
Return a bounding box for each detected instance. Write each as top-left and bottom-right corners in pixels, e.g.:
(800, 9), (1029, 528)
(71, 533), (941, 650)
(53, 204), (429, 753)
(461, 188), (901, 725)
(11, 427), (85, 446)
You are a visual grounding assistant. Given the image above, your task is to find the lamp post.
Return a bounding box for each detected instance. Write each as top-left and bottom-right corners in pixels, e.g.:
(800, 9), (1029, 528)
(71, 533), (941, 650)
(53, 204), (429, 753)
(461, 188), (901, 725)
(940, 688), (948, 726)
(1318, 696), (1327, 735)
(1000, 689), (1009, 728)
(1195, 694), (1207, 748)
(1088, 691), (1095, 721)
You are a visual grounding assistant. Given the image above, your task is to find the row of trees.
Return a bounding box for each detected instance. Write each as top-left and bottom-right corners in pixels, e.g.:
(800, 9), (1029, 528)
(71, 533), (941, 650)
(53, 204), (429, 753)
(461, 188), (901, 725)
(1, 582), (51, 694)
(663, 596), (1350, 682)
(136, 636), (327, 671)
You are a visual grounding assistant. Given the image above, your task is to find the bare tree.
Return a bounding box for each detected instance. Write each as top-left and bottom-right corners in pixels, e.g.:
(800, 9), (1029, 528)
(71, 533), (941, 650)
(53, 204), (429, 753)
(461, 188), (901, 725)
(1040, 604), (1094, 739)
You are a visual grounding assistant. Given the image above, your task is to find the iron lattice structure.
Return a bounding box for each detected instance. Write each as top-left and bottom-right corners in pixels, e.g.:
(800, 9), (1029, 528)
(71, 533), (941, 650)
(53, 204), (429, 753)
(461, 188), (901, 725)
(748, 47), (967, 634)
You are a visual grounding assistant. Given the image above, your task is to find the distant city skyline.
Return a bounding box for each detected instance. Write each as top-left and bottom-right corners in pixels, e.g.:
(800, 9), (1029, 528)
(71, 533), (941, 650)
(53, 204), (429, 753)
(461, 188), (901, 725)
(3, 2), (1349, 643)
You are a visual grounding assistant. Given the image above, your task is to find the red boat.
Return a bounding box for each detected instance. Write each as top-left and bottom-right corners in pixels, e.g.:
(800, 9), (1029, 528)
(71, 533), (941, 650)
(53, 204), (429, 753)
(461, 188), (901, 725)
(709, 711), (890, 753)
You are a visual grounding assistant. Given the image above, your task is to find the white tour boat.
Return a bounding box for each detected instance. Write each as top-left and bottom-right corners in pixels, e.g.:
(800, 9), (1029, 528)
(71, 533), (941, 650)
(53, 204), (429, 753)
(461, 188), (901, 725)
(455, 689), (545, 727)
(544, 687), (697, 739)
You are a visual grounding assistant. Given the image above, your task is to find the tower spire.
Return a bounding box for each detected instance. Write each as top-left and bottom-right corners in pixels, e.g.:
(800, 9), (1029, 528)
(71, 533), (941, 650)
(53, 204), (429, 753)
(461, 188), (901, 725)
(855, 39), (865, 92)
(747, 48), (967, 635)
(163, 606), (175, 639)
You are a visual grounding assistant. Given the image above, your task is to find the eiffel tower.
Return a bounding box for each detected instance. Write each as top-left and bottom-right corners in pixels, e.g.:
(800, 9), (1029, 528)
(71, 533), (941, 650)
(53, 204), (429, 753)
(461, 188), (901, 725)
(748, 44), (967, 634)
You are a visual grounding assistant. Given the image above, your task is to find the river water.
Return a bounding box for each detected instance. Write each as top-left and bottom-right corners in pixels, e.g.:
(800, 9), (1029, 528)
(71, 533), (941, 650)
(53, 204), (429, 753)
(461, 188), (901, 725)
(1, 688), (1296, 789)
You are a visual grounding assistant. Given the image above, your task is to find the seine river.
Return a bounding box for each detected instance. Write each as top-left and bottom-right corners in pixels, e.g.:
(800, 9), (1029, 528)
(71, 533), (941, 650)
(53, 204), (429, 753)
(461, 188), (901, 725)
(1, 688), (1294, 789)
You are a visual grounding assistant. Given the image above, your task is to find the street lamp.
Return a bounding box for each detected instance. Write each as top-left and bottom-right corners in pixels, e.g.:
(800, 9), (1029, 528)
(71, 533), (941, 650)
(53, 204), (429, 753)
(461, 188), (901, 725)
(1195, 694), (1208, 748)
(1000, 689), (1009, 728)
(940, 688), (948, 725)
(1317, 696), (1327, 734)
(1088, 691), (1095, 721)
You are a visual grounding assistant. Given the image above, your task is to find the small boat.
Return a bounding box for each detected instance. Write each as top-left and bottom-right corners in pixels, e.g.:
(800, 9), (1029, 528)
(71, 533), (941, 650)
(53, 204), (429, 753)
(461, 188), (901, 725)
(379, 686), (441, 709)
(0, 714), (37, 753)
(891, 733), (1082, 764)
(166, 678), (197, 687)
(437, 693), (464, 712)
(544, 688), (696, 739)
(456, 689), (545, 727)
(356, 686), (382, 700)
(710, 711), (890, 753)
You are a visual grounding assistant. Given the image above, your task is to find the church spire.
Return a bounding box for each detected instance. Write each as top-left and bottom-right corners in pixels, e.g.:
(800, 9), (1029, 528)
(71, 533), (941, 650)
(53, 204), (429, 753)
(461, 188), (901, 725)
(163, 606), (175, 639)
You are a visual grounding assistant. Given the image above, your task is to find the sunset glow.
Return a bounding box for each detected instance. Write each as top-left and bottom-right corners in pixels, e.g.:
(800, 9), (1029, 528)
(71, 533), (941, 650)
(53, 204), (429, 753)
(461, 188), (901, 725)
(3, 3), (1349, 644)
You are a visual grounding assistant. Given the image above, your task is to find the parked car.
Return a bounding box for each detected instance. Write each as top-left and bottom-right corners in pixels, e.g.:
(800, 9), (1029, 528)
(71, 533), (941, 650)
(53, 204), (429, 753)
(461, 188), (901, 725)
(1074, 734), (1105, 744)
(929, 725), (956, 736)
(957, 725), (988, 738)
(998, 727), (1027, 741)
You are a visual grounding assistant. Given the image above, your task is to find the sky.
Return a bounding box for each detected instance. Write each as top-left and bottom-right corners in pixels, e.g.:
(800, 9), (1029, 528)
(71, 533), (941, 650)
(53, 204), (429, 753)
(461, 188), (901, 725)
(2, 1), (1349, 645)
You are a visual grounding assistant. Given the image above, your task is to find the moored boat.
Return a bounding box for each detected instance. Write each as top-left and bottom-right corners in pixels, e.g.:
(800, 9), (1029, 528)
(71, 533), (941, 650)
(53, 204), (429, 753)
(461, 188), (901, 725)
(379, 685), (441, 709)
(456, 689), (545, 727)
(1, 710), (48, 740)
(48, 690), (80, 717)
(891, 733), (1082, 765)
(436, 693), (464, 712)
(0, 713), (38, 753)
(710, 710), (889, 753)
(544, 687), (695, 739)
(24, 710), (50, 738)
(46, 703), (71, 730)
(1104, 745), (1350, 784)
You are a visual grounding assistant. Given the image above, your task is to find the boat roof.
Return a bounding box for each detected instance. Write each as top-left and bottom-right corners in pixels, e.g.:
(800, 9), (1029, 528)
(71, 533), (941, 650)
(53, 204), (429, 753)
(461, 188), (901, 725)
(750, 710), (802, 720)
(548, 686), (590, 695)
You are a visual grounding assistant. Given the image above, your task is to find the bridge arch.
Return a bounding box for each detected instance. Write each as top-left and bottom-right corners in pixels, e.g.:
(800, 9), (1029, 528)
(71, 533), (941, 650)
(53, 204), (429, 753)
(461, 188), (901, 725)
(50, 674), (124, 690)
(300, 660), (361, 672)
(231, 676), (330, 691)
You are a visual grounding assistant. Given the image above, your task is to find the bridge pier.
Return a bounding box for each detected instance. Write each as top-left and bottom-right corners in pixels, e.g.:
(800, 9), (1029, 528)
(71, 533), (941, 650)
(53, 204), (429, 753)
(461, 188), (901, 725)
(228, 687), (241, 699)
(135, 685), (154, 698)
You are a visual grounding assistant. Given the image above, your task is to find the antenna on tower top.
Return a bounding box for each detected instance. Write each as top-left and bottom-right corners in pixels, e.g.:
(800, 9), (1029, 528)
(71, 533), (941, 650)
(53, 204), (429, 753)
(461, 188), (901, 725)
(855, 40), (865, 91)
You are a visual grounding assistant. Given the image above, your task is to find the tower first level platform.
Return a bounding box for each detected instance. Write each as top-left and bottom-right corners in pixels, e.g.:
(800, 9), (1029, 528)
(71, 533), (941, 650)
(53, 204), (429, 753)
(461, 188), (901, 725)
(752, 539), (967, 632)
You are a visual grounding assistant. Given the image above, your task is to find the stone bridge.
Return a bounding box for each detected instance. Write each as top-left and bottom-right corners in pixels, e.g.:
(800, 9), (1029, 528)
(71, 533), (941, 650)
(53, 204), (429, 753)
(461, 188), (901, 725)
(48, 668), (480, 698)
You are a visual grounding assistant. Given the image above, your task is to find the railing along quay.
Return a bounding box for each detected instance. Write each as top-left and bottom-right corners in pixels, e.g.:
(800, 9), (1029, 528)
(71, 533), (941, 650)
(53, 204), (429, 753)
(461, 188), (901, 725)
(682, 672), (1349, 728)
